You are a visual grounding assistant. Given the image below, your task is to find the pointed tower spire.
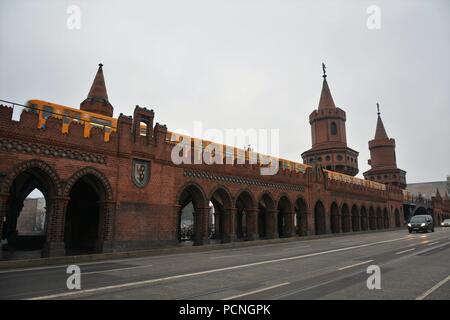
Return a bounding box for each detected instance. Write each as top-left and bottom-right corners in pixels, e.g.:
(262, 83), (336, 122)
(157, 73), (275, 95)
(87, 63), (109, 102)
(318, 63), (336, 109)
(374, 103), (388, 139)
(435, 188), (442, 200)
(80, 63), (114, 117)
(364, 102), (407, 189)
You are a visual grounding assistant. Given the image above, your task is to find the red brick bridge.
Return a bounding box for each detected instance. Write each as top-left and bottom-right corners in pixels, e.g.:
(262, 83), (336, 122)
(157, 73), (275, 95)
(0, 65), (448, 258)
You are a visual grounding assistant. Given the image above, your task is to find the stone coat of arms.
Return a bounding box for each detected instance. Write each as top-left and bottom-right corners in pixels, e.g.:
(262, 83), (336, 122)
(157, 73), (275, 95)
(132, 159), (150, 188)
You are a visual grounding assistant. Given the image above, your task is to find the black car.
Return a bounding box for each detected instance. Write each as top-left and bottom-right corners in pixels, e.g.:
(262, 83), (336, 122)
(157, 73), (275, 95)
(407, 215), (434, 233)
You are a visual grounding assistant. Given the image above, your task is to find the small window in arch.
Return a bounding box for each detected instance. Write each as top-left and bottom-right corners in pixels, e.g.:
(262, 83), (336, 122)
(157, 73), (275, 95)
(330, 122), (337, 135)
(325, 155), (331, 161)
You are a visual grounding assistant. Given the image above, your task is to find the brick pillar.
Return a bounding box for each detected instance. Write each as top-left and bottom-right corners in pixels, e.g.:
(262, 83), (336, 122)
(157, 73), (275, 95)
(246, 209), (259, 241)
(307, 209), (315, 236)
(43, 197), (69, 257)
(98, 201), (116, 253)
(0, 193), (8, 260)
(266, 210), (278, 239)
(222, 207), (236, 243)
(194, 207), (209, 246)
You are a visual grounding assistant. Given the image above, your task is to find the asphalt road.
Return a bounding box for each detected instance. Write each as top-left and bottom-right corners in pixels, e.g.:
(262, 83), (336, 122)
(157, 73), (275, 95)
(0, 228), (449, 300)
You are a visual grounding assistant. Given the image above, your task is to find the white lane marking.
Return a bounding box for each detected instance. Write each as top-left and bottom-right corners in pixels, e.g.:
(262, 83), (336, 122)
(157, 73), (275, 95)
(209, 254), (251, 260)
(416, 275), (450, 300)
(337, 260), (374, 271)
(222, 282), (290, 300)
(282, 245), (311, 251)
(81, 264), (152, 275)
(396, 248), (416, 255)
(427, 241), (439, 246)
(28, 235), (411, 300)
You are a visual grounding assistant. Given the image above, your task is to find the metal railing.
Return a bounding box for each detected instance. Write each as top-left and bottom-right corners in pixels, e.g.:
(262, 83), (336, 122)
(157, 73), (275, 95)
(0, 99), (117, 131)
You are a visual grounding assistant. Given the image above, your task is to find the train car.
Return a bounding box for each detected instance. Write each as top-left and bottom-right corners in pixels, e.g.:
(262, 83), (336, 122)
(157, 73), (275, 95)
(26, 99), (117, 142)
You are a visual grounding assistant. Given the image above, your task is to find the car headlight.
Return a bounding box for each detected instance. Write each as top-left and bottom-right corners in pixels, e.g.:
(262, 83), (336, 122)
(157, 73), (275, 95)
(421, 223), (426, 227)
(442, 223), (445, 226)
(407, 223), (411, 227)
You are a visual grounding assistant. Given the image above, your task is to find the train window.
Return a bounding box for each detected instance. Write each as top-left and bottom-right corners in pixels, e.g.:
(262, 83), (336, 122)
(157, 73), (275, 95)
(91, 117), (112, 128)
(63, 110), (71, 124)
(43, 106), (53, 119)
(28, 104), (39, 114)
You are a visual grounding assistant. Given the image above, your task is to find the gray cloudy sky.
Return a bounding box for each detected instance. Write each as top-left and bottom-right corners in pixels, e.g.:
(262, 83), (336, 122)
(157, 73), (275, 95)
(1, 0), (449, 183)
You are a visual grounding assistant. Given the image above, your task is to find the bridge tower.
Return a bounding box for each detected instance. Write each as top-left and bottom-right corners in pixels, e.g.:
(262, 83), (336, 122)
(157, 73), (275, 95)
(80, 63), (114, 117)
(301, 64), (359, 176)
(363, 104), (406, 188)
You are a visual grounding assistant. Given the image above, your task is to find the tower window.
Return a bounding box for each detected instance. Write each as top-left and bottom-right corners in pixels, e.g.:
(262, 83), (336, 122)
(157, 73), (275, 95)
(330, 122), (337, 135)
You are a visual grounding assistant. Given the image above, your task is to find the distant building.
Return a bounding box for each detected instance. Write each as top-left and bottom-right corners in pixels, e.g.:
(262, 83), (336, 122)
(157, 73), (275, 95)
(16, 198), (46, 235)
(407, 177), (450, 199)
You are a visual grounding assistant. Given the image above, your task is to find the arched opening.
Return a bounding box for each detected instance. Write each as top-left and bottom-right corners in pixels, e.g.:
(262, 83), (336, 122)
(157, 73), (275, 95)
(295, 198), (308, 236)
(277, 196), (292, 238)
(258, 194), (275, 239)
(341, 204), (351, 233)
(2, 166), (56, 259)
(330, 202), (340, 233)
(376, 208), (383, 229)
(414, 207), (427, 216)
(383, 208), (389, 229)
(209, 188), (232, 243)
(351, 205), (360, 232)
(314, 201), (326, 235)
(360, 206), (368, 231)
(65, 175), (109, 254)
(330, 122), (337, 135)
(235, 191), (254, 240)
(176, 184), (207, 246)
(395, 208), (401, 227)
(369, 207), (376, 230)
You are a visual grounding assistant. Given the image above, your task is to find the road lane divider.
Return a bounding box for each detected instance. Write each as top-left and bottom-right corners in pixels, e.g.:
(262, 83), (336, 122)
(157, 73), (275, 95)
(337, 260), (374, 271)
(395, 248), (416, 255)
(222, 282), (290, 300)
(416, 275), (450, 300)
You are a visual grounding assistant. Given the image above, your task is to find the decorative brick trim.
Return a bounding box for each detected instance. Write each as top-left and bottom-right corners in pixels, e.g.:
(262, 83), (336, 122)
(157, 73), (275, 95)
(0, 138), (106, 165)
(0, 159), (62, 195)
(184, 169), (306, 192)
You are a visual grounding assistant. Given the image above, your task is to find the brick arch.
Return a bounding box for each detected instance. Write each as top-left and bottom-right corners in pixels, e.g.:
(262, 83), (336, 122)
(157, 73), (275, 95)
(277, 193), (293, 211)
(64, 167), (113, 201)
(360, 205), (368, 231)
(277, 194), (294, 238)
(341, 203), (351, 233)
(351, 204), (360, 232)
(208, 185), (234, 243)
(0, 159), (63, 256)
(295, 196), (308, 236)
(1, 159), (62, 196)
(234, 188), (256, 208)
(208, 184), (234, 207)
(257, 192), (276, 239)
(175, 181), (208, 208)
(330, 202), (340, 234)
(257, 191), (276, 208)
(314, 199), (327, 235)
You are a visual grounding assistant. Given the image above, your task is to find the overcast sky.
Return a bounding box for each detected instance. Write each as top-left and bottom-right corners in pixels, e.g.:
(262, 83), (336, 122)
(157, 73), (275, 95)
(1, 0), (449, 183)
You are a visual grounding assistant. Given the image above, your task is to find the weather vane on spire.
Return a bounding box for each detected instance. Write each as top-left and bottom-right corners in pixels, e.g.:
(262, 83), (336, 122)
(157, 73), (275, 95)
(377, 102), (380, 116)
(322, 63), (327, 78)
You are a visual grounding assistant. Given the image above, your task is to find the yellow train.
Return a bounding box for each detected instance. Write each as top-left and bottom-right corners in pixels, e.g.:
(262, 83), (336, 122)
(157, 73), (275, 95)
(26, 99), (117, 142)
